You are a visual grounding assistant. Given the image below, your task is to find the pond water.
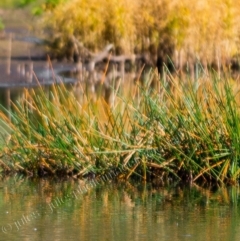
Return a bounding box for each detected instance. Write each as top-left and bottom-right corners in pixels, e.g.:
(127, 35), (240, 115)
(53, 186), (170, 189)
(0, 176), (240, 241)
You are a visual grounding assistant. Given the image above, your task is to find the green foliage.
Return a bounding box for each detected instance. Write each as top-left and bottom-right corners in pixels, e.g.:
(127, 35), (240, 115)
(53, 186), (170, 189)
(18, 0), (36, 7)
(0, 0), (40, 8)
(0, 18), (4, 30)
(1, 69), (240, 184)
(0, 0), (64, 13)
(43, 0), (65, 9)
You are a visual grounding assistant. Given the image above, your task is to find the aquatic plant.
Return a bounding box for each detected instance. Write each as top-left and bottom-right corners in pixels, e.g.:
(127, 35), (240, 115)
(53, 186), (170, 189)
(0, 65), (240, 185)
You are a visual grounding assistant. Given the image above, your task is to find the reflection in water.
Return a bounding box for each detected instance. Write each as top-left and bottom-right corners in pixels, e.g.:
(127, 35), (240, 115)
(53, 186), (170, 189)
(0, 87), (31, 122)
(2, 88), (11, 120)
(0, 85), (59, 114)
(0, 176), (240, 241)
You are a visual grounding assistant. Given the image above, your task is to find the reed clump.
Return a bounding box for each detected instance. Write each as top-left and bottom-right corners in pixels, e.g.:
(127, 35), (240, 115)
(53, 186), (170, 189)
(0, 68), (240, 184)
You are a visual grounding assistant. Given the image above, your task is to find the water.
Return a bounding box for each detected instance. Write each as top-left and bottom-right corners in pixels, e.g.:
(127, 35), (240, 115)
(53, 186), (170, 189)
(0, 176), (240, 241)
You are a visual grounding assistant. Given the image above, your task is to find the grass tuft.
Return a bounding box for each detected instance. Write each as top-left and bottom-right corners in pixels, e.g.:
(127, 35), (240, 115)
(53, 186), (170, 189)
(1, 69), (240, 184)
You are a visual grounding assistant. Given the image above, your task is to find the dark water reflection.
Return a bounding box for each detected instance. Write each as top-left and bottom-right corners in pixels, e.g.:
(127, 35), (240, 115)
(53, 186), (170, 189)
(0, 176), (240, 241)
(0, 83), (73, 114)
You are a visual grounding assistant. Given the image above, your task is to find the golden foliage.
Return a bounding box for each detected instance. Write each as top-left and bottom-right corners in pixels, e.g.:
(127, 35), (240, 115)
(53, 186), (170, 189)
(42, 0), (240, 61)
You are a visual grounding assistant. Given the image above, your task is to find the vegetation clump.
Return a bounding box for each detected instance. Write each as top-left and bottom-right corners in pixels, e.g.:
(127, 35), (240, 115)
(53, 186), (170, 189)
(0, 67), (240, 185)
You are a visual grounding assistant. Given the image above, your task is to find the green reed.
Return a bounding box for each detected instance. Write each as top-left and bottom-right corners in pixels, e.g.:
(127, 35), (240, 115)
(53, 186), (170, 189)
(0, 70), (240, 184)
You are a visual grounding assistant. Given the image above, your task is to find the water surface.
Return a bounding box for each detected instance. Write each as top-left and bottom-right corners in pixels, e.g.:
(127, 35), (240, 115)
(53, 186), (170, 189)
(0, 176), (240, 241)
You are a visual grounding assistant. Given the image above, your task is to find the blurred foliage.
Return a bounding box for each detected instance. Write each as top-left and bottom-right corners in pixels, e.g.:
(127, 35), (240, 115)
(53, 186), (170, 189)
(0, 18), (4, 30)
(18, 0), (36, 7)
(1, 0), (240, 64)
(0, 0), (63, 11)
(0, 0), (39, 8)
(0, 0), (19, 7)
(32, 0), (67, 15)
(38, 0), (240, 64)
(41, 0), (137, 52)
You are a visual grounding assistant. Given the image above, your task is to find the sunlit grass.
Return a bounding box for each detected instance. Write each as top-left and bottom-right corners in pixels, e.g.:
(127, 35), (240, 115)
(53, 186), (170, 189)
(0, 67), (240, 184)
